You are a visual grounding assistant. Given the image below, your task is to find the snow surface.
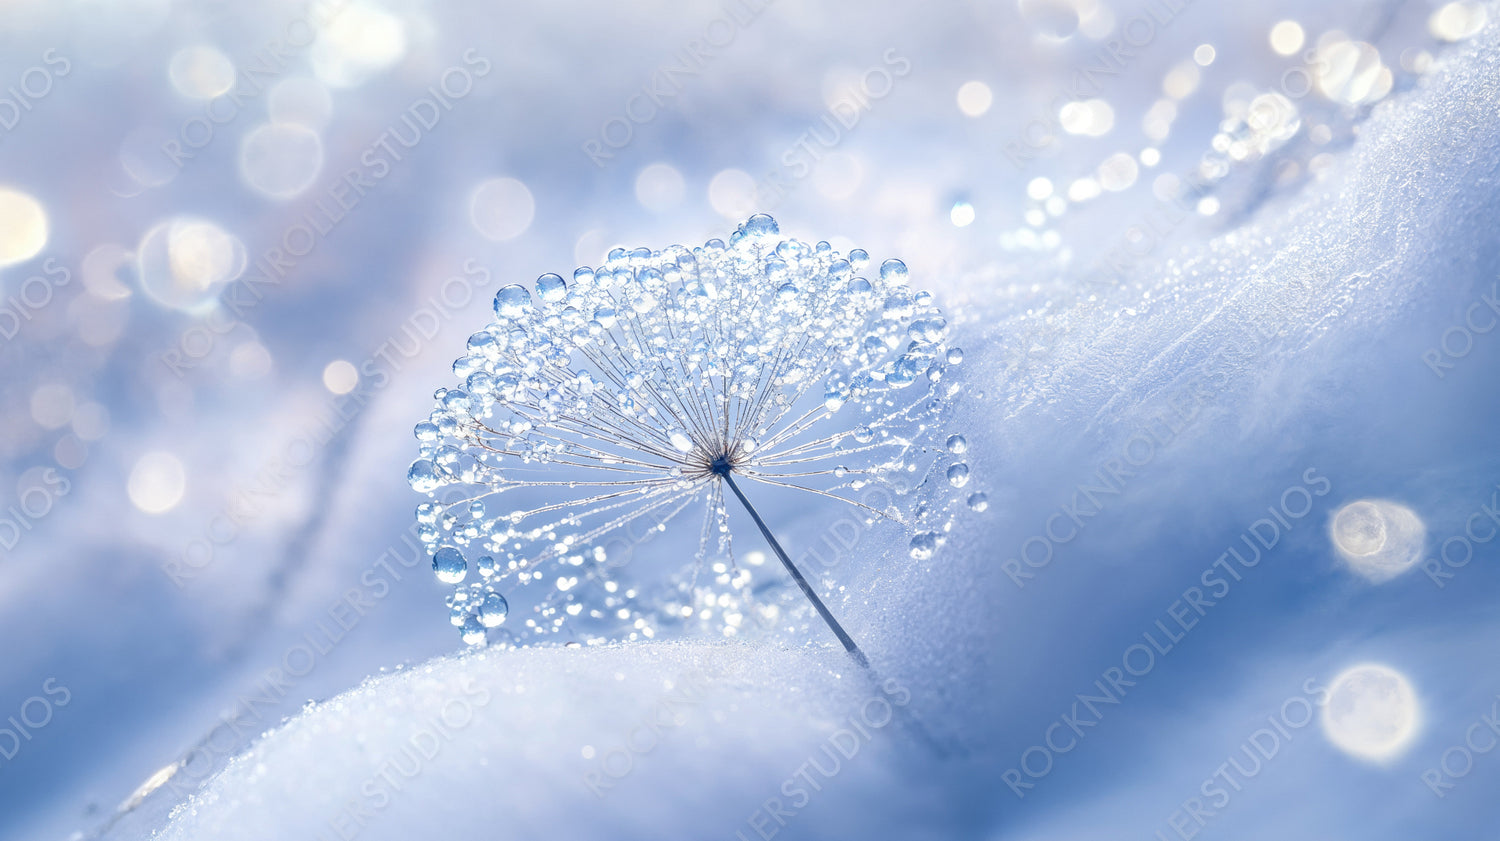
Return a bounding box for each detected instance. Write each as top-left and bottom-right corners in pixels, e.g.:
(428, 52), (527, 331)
(151, 642), (971, 840)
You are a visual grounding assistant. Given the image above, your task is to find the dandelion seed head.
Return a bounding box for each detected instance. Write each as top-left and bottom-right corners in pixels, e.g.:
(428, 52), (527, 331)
(409, 215), (977, 646)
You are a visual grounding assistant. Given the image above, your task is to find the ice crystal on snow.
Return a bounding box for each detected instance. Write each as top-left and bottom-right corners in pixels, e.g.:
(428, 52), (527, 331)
(408, 215), (971, 646)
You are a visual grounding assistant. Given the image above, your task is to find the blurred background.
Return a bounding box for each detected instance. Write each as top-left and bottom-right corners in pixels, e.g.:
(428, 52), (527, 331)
(2, 0), (1498, 839)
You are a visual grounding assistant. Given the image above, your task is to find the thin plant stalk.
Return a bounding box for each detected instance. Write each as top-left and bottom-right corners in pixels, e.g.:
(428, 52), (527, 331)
(714, 462), (870, 668)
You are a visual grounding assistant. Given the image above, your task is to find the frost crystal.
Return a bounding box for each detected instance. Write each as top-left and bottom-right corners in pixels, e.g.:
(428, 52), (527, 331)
(409, 215), (972, 647)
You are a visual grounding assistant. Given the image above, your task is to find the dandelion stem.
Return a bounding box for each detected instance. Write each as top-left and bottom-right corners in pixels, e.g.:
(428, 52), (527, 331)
(715, 464), (869, 669)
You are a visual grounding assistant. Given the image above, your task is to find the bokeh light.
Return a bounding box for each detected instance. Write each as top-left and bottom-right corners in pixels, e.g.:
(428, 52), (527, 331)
(239, 123), (325, 199)
(135, 217), (246, 312)
(1269, 20), (1305, 56)
(1328, 499), (1426, 582)
(1429, 1), (1488, 42)
(1060, 99), (1114, 136)
(167, 45), (235, 98)
(469, 177), (536, 242)
(1321, 664), (1421, 762)
(30, 383), (75, 429)
(311, 3), (408, 88)
(957, 81), (993, 117)
(708, 168), (757, 219)
(322, 359), (359, 394)
(0, 187), (49, 267)
(127, 451), (187, 515)
(634, 163), (686, 212)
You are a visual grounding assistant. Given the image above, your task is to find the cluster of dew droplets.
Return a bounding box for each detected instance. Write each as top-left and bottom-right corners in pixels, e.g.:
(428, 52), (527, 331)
(406, 214), (979, 646)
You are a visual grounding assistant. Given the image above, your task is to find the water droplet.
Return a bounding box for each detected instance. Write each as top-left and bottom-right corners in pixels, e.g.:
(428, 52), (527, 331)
(741, 213), (779, 239)
(432, 546), (468, 584)
(909, 316), (948, 343)
(967, 492), (989, 512)
(536, 273), (567, 302)
(887, 355), (920, 387)
(407, 459), (441, 492)
(669, 431), (695, 453)
(824, 384), (847, 412)
(946, 435), (968, 454)
(460, 614), (487, 645)
(494, 284), (532, 319)
(479, 592), (509, 626)
(947, 463), (970, 488)
(848, 248), (869, 270)
(478, 555), (498, 577)
(909, 532), (938, 560)
(879, 259), (909, 284)
(946, 347), (965, 365)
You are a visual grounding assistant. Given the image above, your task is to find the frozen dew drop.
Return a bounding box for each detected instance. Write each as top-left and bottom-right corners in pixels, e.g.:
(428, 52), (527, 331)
(909, 316), (948, 343)
(479, 592), (510, 626)
(669, 431), (695, 453)
(776, 282), (800, 302)
(887, 355), (920, 387)
(967, 492), (989, 512)
(824, 384), (848, 412)
(477, 555), (498, 577)
(407, 459), (441, 492)
(536, 273), (568, 302)
(432, 546), (468, 584)
(741, 213), (779, 239)
(947, 463), (970, 488)
(909, 532), (938, 560)
(460, 614), (487, 645)
(879, 258), (909, 284)
(946, 434), (968, 454)
(848, 248), (869, 270)
(946, 347), (965, 365)
(494, 284), (532, 319)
